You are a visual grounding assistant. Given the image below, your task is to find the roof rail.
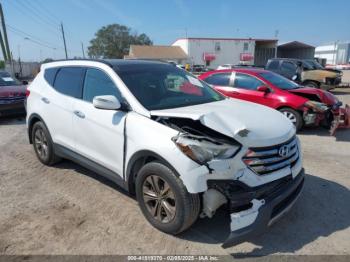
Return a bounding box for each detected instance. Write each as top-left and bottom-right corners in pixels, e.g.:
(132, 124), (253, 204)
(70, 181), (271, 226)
(41, 58), (114, 67)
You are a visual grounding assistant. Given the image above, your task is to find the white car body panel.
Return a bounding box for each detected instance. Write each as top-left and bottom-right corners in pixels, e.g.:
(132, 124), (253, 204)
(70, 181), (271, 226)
(72, 99), (126, 175)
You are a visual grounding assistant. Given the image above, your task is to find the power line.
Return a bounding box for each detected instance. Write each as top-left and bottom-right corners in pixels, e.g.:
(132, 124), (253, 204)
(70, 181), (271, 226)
(8, 28), (57, 50)
(7, 0), (61, 38)
(6, 24), (61, 48)
(7, 24), (81, 54)
(22, 0), (61, 28)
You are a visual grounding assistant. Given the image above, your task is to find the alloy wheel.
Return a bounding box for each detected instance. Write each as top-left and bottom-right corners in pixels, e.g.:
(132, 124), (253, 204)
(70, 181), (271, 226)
(142, 175), (176, 223)
(283, 111), (297, 124)
(34, 128), (49, 160)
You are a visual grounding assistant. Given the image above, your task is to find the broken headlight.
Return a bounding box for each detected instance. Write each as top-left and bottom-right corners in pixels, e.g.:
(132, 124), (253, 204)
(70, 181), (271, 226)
(172, 134), (240, 165)
(304, 101), (328, 113)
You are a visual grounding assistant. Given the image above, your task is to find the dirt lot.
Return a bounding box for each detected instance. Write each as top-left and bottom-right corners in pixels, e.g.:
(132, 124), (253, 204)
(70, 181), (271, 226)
(0, 89), (350, 257)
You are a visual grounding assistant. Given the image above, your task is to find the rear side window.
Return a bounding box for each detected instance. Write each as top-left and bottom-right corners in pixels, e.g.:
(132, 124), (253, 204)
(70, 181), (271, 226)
(267, 60), (280, 70)
(53, 67), (85, 98)
(204, 73), (231, 86)
(234, 73), (264, 90)
(44, 68), (58, 86)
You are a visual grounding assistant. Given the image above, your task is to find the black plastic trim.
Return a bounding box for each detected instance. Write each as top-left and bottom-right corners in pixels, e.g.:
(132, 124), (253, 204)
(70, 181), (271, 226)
(222, 168), (305, 248)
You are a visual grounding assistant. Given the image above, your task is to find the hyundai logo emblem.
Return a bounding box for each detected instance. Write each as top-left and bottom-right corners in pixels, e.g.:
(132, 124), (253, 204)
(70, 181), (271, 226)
(278, 145), (290, 157)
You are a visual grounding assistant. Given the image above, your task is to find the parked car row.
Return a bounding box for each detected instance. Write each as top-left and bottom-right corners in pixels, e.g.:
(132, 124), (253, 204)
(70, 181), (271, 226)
(0, 70), (27, 117)
(26, 59), (305, 249)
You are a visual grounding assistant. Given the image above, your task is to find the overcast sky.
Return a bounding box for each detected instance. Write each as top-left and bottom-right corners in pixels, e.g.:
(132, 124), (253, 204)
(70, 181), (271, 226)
(2, 0), (350, 61)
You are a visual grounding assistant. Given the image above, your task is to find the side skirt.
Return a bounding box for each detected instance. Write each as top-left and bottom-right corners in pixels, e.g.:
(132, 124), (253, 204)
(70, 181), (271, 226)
(54, 144), (128, 191)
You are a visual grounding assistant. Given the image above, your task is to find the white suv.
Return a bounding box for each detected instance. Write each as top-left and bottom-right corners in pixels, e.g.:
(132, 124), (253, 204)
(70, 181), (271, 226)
(26, 59), (304, 248)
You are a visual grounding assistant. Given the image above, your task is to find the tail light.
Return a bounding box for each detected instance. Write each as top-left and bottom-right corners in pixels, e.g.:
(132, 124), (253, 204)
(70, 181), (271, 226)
(25, 88), (30, 97)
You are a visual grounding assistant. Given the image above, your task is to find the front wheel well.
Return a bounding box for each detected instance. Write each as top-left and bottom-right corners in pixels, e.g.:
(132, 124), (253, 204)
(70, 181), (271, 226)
(126, 151), (180, 195)
(302, 80), (320, 87)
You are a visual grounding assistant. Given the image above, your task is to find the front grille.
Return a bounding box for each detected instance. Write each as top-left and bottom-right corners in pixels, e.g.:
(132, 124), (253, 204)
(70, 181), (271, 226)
(242, 136), (299, 175)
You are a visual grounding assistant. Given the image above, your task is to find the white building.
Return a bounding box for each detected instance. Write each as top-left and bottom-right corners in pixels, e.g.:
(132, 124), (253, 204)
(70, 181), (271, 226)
(172, 37), (277, 68)
(315, 42), (350, 65)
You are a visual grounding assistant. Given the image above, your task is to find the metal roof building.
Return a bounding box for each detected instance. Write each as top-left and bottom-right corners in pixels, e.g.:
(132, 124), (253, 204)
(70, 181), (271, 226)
(277, 41), (315, 59)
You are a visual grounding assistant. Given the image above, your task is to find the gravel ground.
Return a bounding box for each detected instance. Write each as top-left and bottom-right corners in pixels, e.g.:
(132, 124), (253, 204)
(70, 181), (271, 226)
(0, 88), (349, 257)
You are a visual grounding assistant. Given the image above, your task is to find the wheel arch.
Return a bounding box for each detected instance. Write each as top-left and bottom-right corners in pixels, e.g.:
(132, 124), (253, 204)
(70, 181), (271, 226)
(27, 113), (46, 144)
(302, 80), (320, 87)
(126, 150), (181, 195)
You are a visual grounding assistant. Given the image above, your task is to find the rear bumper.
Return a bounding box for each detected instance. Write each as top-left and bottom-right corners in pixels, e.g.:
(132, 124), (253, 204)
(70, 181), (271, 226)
(0, 101), (26, 116)
(222, 168), (304, 248)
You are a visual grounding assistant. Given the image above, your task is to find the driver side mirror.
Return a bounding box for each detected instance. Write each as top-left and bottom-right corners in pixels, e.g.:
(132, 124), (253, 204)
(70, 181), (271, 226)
(257, 85), (269, 93)
(93, 95), (121, 110)
(22, 80), (29, 85)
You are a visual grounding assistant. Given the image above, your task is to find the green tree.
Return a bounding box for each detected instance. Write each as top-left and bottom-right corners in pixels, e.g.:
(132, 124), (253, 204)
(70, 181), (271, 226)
(88, 24), (152, 59)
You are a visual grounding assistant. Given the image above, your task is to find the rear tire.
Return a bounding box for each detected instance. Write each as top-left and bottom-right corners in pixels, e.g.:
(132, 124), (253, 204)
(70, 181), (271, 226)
(135, 161), (200, 235)
(32, 121), (61, 165)
(279, 108), (303, 131)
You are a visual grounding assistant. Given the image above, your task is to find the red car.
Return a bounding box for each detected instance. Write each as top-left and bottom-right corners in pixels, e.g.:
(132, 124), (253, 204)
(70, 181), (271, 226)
(0, 71), (27, 117)
(199, 68), (350, 134)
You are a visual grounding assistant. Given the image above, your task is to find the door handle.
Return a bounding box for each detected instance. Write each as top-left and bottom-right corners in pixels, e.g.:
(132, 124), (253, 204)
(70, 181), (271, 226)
(74, 110), (85, 119)
(41, 97), (50, 104)
(231, 91), (240, 95)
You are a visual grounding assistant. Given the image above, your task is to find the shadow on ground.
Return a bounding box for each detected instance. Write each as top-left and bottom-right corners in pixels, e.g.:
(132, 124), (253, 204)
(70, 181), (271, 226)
(179, 173), (350, 256)
(53, 160), (133, 198)
(0, 116), (26, 126)
(299, 127), (350, 142)
(37, 158), (350, 256)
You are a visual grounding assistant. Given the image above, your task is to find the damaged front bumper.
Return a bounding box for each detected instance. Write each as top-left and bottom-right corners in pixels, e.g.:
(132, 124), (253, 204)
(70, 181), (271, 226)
(330, 104), (350, 135)
(221, 168), (305, 248)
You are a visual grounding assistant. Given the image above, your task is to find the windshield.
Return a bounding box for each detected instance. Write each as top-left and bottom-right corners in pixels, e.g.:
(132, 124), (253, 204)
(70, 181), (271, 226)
(259, 71), (299, 90)
(0, 72), (20, 86)
(303, 60), (324, 70)
(117, 64), (224, 110)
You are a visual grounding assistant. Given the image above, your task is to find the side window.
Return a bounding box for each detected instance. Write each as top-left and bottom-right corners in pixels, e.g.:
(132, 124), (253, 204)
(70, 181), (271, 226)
(281, 61), (297, 75)
(53, 67), (84, 98)
(44, 68), (58, 86)
(204, 73), (231, 86)
(234, 73), (264, 90)
(83, 68), (123, 103)
(267, 60), (280, 70)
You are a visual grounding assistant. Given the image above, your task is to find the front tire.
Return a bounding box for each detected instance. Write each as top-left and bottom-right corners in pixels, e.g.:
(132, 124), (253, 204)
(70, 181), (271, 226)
(304, 81), (319, 88)
(32, 121), (61, 165)
(279, 108), (303, 131)
(135, 161), (200, 235)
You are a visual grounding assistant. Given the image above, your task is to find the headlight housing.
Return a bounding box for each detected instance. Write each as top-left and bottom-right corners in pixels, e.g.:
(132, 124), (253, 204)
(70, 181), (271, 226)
(304, 101), (328, 113)
(172, 134), (240, 165)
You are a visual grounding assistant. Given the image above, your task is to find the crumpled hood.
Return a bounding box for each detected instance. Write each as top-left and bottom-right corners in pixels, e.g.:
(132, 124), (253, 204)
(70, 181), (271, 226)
(151, 99), (295, 147)
(289, 87), (339, 105)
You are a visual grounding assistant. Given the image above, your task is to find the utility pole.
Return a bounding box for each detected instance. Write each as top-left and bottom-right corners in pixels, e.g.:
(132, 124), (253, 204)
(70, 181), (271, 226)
(81, 42), (85, 58)
(0, 29), (7, 61)
(60, 22), (68, 59)
(0, 3), (10, 61)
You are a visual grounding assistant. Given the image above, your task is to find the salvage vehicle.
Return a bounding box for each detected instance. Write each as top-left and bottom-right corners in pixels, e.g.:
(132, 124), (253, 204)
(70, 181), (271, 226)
(26, 59), (304, 248)
(266, 58), (342, 90)
(0, 70), (27, 117)
(199, 68), (350, 133)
